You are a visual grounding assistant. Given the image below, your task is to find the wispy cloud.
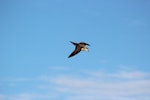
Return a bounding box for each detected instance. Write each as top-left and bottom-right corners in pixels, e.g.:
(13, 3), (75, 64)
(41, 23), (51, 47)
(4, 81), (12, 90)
(0, 93), (58, 100)
(40, 67), (150, 100)
(44, 75), (150, 100)
(1, 65), (150, 100)
(82, 71), (149, 82)
(111, 71), (149, 79)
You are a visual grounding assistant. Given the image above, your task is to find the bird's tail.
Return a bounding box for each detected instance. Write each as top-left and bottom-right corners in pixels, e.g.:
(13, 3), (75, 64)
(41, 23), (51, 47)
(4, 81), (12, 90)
(70, 41), (77, 46)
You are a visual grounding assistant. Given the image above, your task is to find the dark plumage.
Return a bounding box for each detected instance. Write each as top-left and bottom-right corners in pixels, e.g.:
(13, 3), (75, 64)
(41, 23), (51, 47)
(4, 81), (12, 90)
(68, 41), (90, 58)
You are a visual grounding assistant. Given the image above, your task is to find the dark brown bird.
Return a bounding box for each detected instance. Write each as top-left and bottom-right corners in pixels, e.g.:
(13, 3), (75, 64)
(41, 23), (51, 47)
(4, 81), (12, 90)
(68, 41), (90, 58)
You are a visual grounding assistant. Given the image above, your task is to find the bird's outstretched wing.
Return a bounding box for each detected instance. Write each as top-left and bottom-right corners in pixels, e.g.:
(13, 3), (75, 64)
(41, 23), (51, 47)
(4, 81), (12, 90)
(79, 42), (90, 46)
(70, 41), (77, 46)
(68, 46), (81, 58)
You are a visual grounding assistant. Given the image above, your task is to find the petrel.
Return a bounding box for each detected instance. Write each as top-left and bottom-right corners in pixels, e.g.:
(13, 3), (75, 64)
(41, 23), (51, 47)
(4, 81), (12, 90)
(68, 41), (90, 58)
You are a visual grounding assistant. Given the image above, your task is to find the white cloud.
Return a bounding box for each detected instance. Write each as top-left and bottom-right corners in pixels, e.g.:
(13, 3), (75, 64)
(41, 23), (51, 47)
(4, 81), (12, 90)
(50, 75), (150, 94)
(111, 71), (149, 79)
(0, 93), (58, 100)
(81, 69), (149, 81)
(39, 68), (150, 100)
(49, 78), (150, 100)
(1, 66), (150, 100)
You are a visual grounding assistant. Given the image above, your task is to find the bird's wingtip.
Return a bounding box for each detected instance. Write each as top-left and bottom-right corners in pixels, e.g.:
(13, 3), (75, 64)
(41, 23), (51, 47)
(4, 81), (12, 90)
(68, 56), (71, 58)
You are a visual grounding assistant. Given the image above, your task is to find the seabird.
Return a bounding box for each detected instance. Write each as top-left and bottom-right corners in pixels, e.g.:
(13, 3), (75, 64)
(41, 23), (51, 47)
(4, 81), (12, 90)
(68, 41), (90, 58)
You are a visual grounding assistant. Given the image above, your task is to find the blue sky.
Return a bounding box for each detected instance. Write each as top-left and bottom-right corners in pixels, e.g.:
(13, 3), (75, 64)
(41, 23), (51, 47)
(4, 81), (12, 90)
(0, 0), (150, 100)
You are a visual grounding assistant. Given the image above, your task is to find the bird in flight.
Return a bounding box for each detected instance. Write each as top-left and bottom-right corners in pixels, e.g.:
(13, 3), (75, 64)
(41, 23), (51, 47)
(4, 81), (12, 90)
(68, 41), (90, 58)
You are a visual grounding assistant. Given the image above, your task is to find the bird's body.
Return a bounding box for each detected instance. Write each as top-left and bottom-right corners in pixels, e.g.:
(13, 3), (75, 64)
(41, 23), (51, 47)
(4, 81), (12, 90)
(68, 41), (90, 58)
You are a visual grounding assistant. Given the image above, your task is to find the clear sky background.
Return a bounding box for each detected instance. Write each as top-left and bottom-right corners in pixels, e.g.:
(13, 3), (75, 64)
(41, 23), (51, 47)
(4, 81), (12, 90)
(0, 0), (150, 100)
